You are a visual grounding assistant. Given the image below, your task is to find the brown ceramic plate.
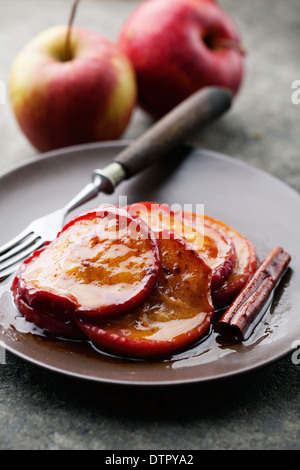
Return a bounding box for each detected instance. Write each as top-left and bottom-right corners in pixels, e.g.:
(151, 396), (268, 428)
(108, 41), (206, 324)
(0, 142), (299, 385)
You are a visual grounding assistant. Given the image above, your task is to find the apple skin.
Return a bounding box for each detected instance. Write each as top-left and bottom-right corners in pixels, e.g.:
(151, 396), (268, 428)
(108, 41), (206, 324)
(12, 205), (161, 322)
(119, 0), (244, 117)
(182, 213), (257, 308)
(204, 216), (257, 309)
(12, 280), (85, 339)
(9, 25), (137, 152)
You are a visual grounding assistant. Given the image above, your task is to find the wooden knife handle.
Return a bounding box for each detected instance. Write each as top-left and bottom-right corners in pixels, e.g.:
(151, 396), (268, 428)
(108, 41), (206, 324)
(114, 86), (233, 178)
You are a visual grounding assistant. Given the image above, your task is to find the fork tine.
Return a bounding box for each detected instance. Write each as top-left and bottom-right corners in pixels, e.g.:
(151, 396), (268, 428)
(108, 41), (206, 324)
(0, 238), (45, 276)
(0, 233), (39, 263)
(0, 226), (34, 256)
(0, 266), (17, 281)
(0, 265), (20, 281)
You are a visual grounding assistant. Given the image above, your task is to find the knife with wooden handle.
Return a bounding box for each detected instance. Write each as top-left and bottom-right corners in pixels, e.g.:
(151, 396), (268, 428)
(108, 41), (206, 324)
(93, 86), (233, 189)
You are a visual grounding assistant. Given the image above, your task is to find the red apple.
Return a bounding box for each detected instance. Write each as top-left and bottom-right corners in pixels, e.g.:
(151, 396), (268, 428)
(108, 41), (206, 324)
(119, 0), (244, 117)
(9, 25), (137, 152)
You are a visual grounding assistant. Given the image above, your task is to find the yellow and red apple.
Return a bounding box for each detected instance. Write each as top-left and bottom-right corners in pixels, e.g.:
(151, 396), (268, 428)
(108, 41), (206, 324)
(119, 0), (245, 117)
(9, 25), (137, 152)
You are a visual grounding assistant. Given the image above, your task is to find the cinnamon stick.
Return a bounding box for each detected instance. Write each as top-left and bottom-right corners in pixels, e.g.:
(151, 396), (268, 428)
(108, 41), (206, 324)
(216, 246), (291, 340)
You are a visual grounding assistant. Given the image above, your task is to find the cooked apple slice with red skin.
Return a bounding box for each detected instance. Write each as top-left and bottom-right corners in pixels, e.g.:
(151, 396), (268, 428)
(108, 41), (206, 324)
(182, 213), (257, 308)
(77, 230), (214, 359)
(127, 202), (235, 290)
(207, 217), (257, 308)
(12, 278), (84, 339)
(13, 205), (161, 322)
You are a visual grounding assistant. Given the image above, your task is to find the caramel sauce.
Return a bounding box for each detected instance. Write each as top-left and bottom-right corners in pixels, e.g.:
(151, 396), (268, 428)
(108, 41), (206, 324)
(79, 232), (214, 354)
(127, 203), (235, 291)
(5, 205), (261, 365)
(19, 214), (159, 312)
(128, 203), (233, 271)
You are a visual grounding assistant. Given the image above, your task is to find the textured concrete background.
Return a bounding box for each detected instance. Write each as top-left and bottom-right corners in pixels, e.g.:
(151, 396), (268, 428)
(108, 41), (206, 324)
(0, 0), (300, 450)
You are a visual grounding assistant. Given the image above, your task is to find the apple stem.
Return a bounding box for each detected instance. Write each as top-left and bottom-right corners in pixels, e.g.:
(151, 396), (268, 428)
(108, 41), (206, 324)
(213, 38), (247, 56)
(64, 0), (81, 61)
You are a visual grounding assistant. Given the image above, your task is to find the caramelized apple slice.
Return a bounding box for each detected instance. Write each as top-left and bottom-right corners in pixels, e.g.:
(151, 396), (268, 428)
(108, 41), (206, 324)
(127, 202), (235, 290)
(14, 205), (161, 322)
(77, 230), (214, 358)
(12, 278), (84, 339)
(207, 217), (257, 308)
(183, 213), (257, 308)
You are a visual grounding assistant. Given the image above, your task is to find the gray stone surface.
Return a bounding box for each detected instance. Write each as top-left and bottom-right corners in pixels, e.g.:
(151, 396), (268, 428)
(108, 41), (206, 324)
(0, 0), (299, 450)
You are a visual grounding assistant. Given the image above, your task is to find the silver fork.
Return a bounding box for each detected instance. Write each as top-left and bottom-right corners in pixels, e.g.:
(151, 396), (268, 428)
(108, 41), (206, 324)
(0, 163), (122, 280)
(0, 87), (233, 280)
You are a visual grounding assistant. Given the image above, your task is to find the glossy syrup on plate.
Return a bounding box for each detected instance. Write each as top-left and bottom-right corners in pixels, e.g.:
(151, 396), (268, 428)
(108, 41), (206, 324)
(0, 267), (292, 370)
